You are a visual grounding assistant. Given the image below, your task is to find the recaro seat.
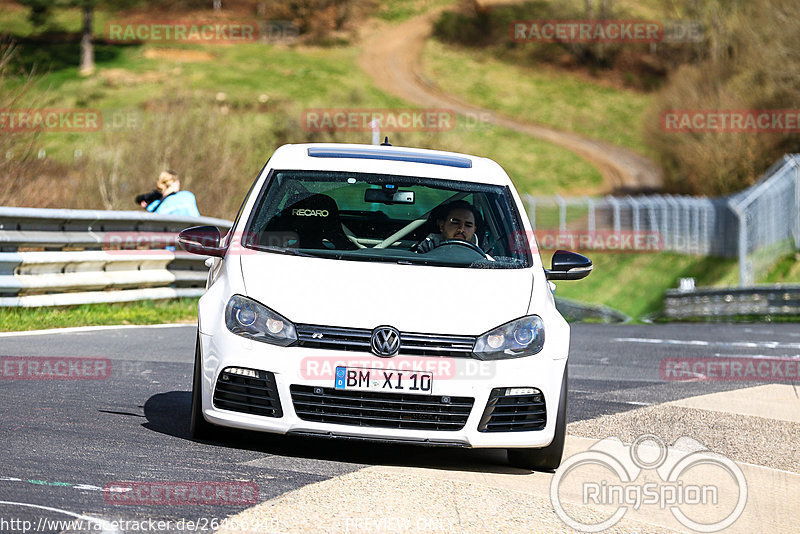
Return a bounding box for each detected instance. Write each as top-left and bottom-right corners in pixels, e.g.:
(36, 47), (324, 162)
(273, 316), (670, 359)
(261, 194), (356, 250)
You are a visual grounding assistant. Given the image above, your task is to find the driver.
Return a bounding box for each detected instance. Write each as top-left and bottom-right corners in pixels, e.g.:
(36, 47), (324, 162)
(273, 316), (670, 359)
(413, 200), (480, 253)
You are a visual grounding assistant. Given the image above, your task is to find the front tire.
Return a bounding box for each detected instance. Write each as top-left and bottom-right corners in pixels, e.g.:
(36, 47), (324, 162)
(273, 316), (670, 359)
(190, 334), (218, 440)
(507, 365), (568, 472)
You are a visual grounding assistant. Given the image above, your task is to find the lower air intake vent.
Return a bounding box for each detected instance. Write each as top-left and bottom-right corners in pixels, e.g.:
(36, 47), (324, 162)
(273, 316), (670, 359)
(290, 385), (473, 431)
(478, 387), (546, 432)
(213, 367), (282, 418)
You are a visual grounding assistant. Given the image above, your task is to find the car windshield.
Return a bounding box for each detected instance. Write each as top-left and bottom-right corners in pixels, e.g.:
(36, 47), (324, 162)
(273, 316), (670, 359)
(242, 170), (532, 268)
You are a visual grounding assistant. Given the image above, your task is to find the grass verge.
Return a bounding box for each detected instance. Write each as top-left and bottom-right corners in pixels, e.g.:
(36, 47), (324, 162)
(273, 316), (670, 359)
(376, 0), (455, 22)
(548, 250), (800, 322)
(546, 251), (740, 321)
(0, 298), (198, 332)
(422, 40), (653, 155)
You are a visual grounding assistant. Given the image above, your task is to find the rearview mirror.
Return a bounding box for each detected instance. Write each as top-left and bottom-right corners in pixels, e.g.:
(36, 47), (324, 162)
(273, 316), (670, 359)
(178, 226), (226, 258)
(364, 188), (415, 204)
(545, 250), (592, 280)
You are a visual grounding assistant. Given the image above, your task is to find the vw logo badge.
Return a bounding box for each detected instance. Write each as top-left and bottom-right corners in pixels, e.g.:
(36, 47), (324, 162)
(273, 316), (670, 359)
(370, 326), (401, 358)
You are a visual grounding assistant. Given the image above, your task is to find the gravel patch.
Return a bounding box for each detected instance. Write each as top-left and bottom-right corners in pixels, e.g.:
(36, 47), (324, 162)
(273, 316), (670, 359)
(217, 470), (678, 533)
(567, 404), (800, 473)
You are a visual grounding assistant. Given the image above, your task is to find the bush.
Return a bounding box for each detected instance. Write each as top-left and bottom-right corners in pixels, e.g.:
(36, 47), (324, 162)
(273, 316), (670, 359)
(643, 0), (800, 195)
(432, 1), (666, 82)
(0, 43), (65, 208)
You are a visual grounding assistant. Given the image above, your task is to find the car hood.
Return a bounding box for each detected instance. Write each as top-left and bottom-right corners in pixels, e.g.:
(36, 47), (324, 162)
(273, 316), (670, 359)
(238, 253), (533, 335)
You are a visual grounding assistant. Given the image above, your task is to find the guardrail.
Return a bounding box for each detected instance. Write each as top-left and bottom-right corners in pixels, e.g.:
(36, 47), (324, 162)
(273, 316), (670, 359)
(554, 296), (630, 323)
(664, 285), (800, 318)
(0, 207), (232, 307)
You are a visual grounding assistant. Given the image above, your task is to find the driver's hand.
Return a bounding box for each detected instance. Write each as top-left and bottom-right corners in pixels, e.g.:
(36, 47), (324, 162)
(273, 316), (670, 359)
(412, 237), (435, 253)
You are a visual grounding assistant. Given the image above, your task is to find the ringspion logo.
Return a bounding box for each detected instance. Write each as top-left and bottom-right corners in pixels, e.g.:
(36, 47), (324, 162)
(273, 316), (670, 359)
(551, 435), (747, 532)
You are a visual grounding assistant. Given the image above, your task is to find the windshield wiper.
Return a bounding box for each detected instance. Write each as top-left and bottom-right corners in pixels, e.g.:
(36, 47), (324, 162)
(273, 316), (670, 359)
(257, 246), (317, 258)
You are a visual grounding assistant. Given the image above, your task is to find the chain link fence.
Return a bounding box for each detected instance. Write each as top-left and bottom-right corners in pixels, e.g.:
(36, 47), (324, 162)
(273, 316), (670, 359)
(728, 155), (800, 286)
(526, 154), (800, 286)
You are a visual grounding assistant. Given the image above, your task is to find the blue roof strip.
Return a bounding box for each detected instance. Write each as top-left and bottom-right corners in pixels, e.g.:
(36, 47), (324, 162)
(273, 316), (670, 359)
(307, 147), (472, 168)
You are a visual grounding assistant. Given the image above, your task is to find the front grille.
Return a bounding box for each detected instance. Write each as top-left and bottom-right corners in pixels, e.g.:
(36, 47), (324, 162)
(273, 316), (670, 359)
(290, 385), (473, 431)
(213, 368), (283, 418)
(400, 332), (475, 357)
(295, 324), (475, 358)
(478, 388), (546, 432)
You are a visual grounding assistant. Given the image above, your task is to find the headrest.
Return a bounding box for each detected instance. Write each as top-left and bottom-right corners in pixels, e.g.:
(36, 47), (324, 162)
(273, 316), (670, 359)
(284, 194), (340, 226)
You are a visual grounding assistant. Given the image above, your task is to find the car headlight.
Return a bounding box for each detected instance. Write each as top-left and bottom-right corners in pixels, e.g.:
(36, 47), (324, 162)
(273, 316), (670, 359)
(225, 295), (297, 346)
(473, 315), (545, 360)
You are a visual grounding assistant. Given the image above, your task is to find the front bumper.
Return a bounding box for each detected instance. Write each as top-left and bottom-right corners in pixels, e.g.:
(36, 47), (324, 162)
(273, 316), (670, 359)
(198, 329), (568, 449)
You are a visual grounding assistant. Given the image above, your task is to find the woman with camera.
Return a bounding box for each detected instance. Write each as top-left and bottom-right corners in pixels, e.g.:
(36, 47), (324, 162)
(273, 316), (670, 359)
(136, 170), (200, 217)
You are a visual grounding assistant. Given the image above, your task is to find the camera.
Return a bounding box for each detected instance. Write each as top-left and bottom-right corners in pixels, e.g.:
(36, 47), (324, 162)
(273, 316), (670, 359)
(135, 189), (162, 206)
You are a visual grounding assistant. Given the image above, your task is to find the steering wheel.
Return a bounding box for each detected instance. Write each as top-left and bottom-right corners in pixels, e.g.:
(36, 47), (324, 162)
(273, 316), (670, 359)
(437, 239), (487, 257)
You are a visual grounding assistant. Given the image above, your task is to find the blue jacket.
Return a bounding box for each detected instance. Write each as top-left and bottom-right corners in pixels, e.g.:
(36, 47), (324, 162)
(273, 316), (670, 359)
(147, 191), (200, 217)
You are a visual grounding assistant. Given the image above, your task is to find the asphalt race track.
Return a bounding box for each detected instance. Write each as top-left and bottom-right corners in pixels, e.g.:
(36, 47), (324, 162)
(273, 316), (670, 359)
(0, 323), (797, 533)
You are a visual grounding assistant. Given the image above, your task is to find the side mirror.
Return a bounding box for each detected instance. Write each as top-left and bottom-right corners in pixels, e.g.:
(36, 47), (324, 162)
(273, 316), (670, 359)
(178, 226), (226, 258)
(545, 249), (592, 280)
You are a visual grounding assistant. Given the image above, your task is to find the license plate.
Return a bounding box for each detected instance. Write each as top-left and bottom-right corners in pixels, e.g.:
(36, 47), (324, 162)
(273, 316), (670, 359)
(334, 366), (433, 394)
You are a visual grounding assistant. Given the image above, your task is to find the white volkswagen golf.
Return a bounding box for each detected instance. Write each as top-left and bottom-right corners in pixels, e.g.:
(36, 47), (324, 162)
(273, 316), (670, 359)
(179, 142), (592, 471)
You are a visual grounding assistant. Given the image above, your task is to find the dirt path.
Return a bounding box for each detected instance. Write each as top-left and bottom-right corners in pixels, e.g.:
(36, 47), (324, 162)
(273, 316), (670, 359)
(358, 8), (663, 193)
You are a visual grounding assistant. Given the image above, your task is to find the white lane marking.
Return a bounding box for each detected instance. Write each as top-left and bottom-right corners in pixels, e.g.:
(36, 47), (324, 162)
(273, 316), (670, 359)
(0, 324), (193, 338)
(615, 337), (800, 351)
(0, 501), (120, 534)
(615, 337), (709, 346)
(0, 476), (119, 492)
(621, 401), (653, 406)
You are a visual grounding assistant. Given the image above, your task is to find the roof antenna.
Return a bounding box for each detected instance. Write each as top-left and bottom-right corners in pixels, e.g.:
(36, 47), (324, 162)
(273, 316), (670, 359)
(380, 136), (392, 146)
